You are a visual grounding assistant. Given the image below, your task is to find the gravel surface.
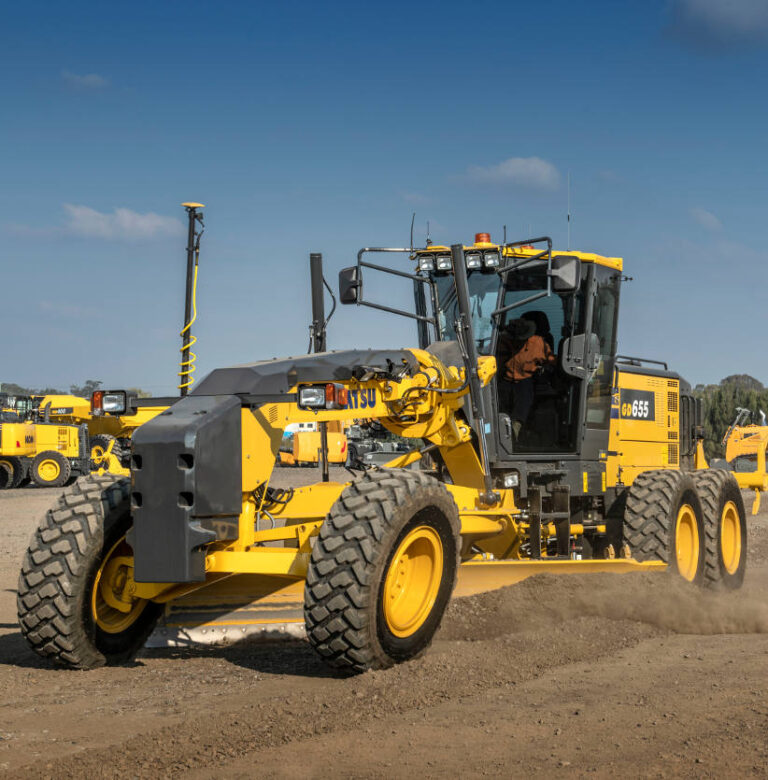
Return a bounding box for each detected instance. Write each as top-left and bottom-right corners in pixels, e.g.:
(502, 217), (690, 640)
(0, 475), (766, 778)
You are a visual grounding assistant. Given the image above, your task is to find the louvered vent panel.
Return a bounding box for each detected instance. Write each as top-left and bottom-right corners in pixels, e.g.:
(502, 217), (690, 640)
(668, 444), (679, 465)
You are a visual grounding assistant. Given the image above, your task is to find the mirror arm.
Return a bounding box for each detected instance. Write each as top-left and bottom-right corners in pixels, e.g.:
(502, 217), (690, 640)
(355, 299), (436, 324)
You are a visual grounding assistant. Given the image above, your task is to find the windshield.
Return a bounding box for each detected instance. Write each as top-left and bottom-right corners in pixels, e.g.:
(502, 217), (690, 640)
(434, 271), (501, 353)
(433, 261), (579, 355)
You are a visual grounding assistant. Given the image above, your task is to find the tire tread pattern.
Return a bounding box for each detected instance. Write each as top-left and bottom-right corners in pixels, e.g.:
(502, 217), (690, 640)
(304, 469), (460, 674)
(17, 474), (145, 669)
(623, 470), (685, 564)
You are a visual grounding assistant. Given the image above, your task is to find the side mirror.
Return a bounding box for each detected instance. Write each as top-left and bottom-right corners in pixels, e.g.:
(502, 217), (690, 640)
(561, 333), (601, 379)
(551, 255), (582, 293)
(338, 266), (361, 304)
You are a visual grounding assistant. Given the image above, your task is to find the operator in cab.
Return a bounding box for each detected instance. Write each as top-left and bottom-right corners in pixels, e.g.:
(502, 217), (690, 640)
(497, 317), (556, 439)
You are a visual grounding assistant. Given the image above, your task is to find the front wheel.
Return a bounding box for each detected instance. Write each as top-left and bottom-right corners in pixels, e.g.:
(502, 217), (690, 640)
(17, 475), (162, 668)
(304, 469), (460, 673)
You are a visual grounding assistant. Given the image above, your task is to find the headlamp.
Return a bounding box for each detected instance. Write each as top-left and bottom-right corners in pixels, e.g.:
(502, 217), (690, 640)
(102, 392), (127, 414)
(417, 254), (435, 272)
(465, 252), (482, 269)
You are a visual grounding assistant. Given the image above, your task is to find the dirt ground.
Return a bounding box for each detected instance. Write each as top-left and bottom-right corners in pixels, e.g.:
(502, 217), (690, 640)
(1, 469), (767, 779)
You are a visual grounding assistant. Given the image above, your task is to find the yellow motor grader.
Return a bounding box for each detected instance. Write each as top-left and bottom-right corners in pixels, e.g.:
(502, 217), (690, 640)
(17, 233), (747, 673)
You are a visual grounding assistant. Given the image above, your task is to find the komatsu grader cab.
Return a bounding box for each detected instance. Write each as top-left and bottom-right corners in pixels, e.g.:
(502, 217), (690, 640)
(17, 233), (747, 673)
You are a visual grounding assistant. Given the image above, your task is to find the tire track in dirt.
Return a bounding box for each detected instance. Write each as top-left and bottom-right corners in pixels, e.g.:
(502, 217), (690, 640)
(8, 567), (768, 779)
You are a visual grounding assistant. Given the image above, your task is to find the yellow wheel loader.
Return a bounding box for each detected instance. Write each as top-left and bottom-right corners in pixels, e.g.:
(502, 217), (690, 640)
(0, 416), (91, 488)
(17, 232), (747, 673)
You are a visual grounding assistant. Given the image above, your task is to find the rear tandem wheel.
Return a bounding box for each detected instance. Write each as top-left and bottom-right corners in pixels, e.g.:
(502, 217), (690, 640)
(623, 470), (709, 584)
(692, 469), (747, 588)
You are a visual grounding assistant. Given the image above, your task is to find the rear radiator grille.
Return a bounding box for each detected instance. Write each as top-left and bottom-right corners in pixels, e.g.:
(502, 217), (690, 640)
(667, 392), (678, 412)
(668, 444), (679, 465)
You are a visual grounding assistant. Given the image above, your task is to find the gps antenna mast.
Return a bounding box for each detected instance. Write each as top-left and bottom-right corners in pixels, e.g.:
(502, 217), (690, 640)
(179, 202), (205, 396)
(567, 171), (571, 250)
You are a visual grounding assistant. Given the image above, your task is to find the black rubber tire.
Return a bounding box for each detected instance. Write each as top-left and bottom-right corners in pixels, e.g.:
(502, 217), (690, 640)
(623, 470), (707, 584)
(304, 469), (460, 674)
(17, 475), (162, 669)
(0, 456), (24, 489)
(692, 469), (747, 589)
(30, 450), (71, 488)
(90, 434), (124, 469)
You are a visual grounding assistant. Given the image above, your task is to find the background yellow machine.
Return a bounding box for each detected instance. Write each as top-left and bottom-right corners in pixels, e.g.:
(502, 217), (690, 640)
(713, 407), (768, 514)
(0, 392), (168, 488)
(16, 231), (747, 674)
(278, 422), (348, 467)
(0, 417), (90, 488)
(87, 389), (169, 469)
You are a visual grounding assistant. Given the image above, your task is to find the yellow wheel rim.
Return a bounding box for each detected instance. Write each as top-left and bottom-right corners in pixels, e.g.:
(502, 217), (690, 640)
(37, 459), (61, 482)
(720, 500), (741, 575)
(91, 536), (147, 634)
(91, 445), (107, 464)
(675, 504), (700, 582)
(383, 525), (443, 638)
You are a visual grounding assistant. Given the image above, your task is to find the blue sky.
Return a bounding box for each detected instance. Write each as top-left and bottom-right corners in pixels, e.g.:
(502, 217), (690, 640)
(2, 0), (767, 394)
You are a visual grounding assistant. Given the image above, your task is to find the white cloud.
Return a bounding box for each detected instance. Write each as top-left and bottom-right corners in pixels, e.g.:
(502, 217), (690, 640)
(670, 0), (768, 44)
(689, 207), (722, 231)
(62, 70), (109, 89)
(62, 204), (183, 240)
(466, 157), (560, 190)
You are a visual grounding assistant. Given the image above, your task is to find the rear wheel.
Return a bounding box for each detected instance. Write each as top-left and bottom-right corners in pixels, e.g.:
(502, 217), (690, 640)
(0, 456), (24, 489)
(30, 451), (71, 488)
(624, 470), (707, 584)
(17, 475), (162, 668)
(692, 469), (747, 589)
(304, 469), (460, 673)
